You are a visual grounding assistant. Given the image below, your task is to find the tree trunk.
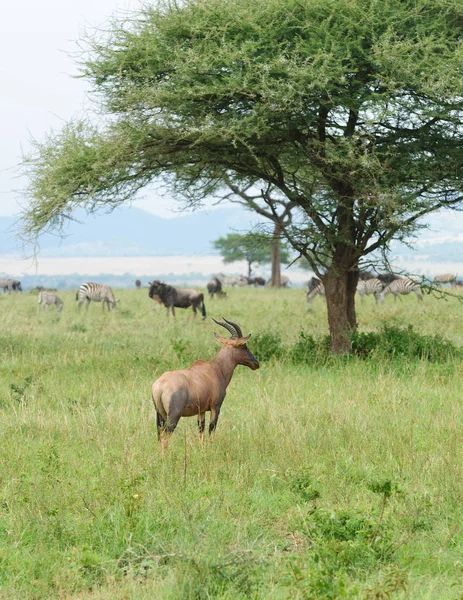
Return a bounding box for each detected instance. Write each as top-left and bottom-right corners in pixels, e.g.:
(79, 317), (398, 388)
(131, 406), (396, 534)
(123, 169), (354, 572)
(346, 269), (359, 331)
(247, 260), (252, 279)
(323, 266), (359, 354)
(270, 222), (281, 288)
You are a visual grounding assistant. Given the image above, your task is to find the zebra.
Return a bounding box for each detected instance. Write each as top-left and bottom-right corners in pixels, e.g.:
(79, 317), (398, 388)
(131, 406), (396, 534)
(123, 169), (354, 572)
(306, 280), (325, 308)
(378, 278), (423, 304)
(356, 278), (385, 303)
(433, 273), (457, 286)
(38, 291), (63, 312)
(76, 282), (118, 311)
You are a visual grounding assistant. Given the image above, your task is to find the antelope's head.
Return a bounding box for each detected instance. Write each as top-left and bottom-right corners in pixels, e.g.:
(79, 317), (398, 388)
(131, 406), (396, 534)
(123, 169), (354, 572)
(213, 317), (260, 370)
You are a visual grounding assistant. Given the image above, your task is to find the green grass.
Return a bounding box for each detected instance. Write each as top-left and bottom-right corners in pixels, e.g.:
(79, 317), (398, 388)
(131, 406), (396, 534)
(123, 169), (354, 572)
(0, 287), (462, 599)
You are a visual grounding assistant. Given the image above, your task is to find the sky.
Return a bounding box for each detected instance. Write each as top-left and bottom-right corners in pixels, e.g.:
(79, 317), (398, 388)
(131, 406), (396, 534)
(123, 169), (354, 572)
(0, 0), (208, 219)
(0, 0), (462, 260)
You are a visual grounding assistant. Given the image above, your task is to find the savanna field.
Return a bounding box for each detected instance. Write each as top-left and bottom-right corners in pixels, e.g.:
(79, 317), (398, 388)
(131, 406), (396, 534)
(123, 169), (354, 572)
(1, 287), (462, 599)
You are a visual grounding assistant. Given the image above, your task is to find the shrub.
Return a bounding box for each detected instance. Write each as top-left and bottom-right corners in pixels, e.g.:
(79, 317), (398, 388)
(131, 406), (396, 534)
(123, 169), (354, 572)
(352, 325), (461, 362)
(251, 331), (283, 362)
(288, 331), (330, 365)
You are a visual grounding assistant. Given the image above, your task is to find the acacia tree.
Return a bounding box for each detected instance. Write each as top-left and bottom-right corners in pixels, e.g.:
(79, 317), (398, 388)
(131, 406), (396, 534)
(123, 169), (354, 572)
(23, 0), (463, 352)
(222, 182), (294, 287)
(213, 233), (289, 279)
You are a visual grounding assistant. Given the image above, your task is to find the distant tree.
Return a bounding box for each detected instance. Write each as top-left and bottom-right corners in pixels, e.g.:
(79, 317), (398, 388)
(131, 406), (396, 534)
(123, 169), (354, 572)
(223, 182), (293, 287)
(22, 0), (463, 352)
(213, 233), (289, 279)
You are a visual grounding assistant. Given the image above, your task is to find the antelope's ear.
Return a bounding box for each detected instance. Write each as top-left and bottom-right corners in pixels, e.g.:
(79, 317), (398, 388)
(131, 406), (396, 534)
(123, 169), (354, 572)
(230, 334), (251, 347)
(214, 333), (229, 344)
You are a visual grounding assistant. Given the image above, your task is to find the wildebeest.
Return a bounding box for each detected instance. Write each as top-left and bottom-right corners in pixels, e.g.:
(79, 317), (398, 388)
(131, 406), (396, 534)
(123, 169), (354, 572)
(135, 279), (142, 289)
(0, 278), (22, 293)
(376, 273), (401, 285)
(148, 280), (206, 318)
(152, 317), (259, 452)
(38, 291), (63, 312)
(76, 282), (118, 311)
(248, 276), (266, 287)
(358, 270), (376, 281)
(10, 279), (22, 292)
(207, 277), (223, 299)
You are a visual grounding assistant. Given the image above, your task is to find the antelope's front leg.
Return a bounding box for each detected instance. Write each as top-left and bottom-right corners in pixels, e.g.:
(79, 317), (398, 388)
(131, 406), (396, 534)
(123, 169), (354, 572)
(209, 406), (221, 436)
(198, 413), (206, 438)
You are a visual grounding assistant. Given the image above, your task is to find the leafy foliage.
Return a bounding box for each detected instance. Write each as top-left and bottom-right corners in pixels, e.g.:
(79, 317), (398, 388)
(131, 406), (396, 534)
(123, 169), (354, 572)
(213, 233), (290, 276)
(21, 0), (463, 351)
(352, 325), (462, 362)
(251, 325), (461, 365)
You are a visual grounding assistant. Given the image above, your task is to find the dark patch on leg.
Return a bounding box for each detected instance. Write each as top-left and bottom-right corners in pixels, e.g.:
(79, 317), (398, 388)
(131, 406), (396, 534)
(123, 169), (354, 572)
(209, 408), (221, 435)
(156, 411), (166, 440)
(198, 414), (206, 434)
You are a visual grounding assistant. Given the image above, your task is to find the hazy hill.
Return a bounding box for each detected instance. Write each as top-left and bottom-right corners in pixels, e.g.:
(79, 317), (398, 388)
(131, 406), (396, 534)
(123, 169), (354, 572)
(0, 206), (258, 257)
(1, 206), (461, 278)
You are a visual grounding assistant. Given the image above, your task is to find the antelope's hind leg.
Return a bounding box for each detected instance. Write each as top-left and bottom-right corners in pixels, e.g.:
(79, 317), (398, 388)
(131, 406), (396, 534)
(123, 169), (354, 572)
(159, 412), (182, 454)
(156, 411), (166, 441)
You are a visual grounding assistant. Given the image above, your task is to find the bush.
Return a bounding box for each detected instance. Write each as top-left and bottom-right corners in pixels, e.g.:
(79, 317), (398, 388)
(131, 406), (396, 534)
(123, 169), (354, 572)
(288, 331), (330, 365)
(252, 325), (460, 367)
(352, 325), (461, 362)
(251, 331), (283, 362)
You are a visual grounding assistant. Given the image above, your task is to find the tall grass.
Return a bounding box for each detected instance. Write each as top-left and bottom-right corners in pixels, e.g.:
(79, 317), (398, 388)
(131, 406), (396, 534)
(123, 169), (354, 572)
(0, 287), (462, 598)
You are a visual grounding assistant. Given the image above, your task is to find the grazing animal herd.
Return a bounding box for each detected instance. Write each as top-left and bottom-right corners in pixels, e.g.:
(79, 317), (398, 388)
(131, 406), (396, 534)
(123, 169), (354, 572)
(304, 272), (454, 308)
(1, 270), (461, 453)
(1, 270), (461, 317)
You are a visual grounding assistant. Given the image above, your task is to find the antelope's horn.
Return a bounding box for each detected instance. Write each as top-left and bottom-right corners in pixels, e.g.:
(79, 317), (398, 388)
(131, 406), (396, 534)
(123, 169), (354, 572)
(222, 317), (243, 338)
(212, 317), (236, 337)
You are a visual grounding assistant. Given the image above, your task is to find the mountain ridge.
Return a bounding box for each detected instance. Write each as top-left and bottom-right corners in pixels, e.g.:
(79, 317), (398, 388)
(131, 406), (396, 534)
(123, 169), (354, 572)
(0, 206), (259, 256)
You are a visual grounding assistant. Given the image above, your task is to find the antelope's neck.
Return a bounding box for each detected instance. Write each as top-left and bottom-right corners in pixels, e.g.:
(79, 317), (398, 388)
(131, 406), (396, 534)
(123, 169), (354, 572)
(211, 347), (238, 388)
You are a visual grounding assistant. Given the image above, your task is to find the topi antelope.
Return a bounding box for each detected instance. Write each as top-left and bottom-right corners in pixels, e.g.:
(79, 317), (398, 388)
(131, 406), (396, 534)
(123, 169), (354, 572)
(151, 317), (259, 452)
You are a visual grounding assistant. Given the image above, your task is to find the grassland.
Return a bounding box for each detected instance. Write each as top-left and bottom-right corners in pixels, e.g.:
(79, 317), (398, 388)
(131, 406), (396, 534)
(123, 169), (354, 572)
(0, 287), (462, 599)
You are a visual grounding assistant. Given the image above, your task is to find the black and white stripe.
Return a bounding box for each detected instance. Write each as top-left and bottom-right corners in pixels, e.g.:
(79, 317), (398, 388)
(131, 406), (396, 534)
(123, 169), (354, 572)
(378, 278), (423, 303)
(38, 291), (63, 312)
(76, 282), (118, 311)
(306, 281), (325, 307)
(356, 278), (385, 303)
